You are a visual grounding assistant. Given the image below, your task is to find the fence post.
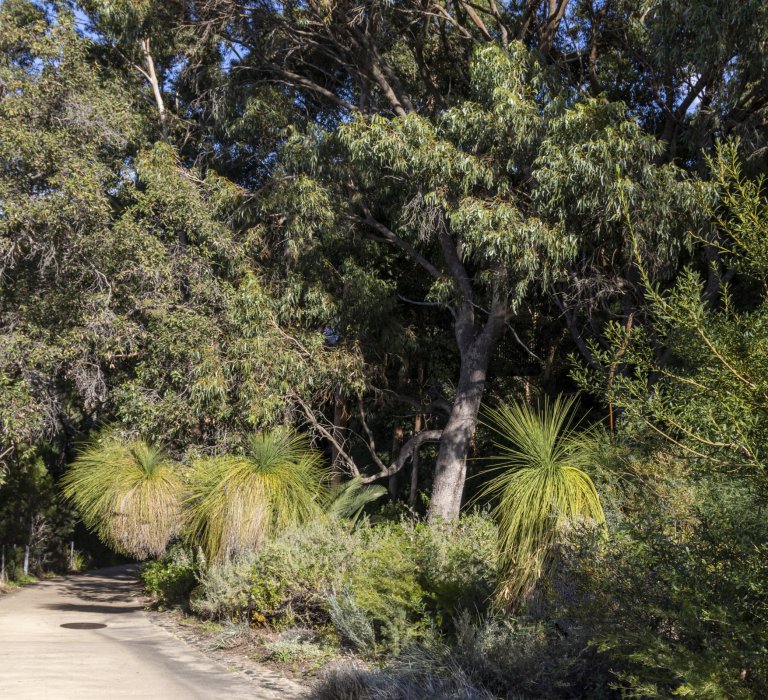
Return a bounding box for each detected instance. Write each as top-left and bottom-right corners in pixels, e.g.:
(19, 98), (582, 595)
(69, 541), (75, 571)
(1, 545), (5, 582)
(23, 545), (29, 576)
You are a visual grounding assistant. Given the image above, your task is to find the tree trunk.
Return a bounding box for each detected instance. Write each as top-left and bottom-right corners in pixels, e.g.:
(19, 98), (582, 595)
(330, 393), (351, 486)
(388, 425), (404, 501)
(141, 37), (168, 139)
(428, 333), (497, 521)
(408, 412), (423, 508)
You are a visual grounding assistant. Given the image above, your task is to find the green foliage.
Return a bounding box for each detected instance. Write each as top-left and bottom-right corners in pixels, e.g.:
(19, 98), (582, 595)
(574, 144), (768, 481)
(60, 435), (183, 559)
(190, 551), (262, 621)
(175, 514), (499, 658)
(325, 477), (387, 524)
(559, 145), (768, 699)
(0, 454), (75, 575)
(326, 589), (377, 654)
(478, 396), (605, 604)
(140, 545), (198, 608)
(344, 523), (426, 656)
(314, 611), (610, 700)
(264, 631), (335, 667)
(551, 476), (768, 698)
(186, 429), (326, 560)
(412, 513), (499, 632)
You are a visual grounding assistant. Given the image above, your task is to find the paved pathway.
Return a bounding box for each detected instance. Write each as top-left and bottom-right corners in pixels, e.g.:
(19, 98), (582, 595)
(0, 566), (305, 699)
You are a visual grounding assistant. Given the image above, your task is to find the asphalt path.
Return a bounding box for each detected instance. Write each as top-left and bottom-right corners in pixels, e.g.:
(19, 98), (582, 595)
(0, 565), (304, 699)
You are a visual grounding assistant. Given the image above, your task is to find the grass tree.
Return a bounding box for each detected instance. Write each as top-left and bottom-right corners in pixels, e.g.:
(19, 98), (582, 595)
(61, 437), (183, 559)
(479, 395), (605, 604)
(186, 429), (325, 560)
(325, 476), (387, 525)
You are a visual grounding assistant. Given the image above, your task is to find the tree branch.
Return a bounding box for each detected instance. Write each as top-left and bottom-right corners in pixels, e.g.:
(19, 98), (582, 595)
(357, 208), (442, 279)
(361, 430), (443, 483)
(439, 230), (473, 304)
(294, 394), (360, 477)
(357, 393), (388, 472)
(554, 293), (603, 370)
(140, 36), (167, 139)
(266, 64), (359, 112)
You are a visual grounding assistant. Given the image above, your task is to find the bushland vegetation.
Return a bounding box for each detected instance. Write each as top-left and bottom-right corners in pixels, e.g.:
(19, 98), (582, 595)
(2, 0), (767, 696)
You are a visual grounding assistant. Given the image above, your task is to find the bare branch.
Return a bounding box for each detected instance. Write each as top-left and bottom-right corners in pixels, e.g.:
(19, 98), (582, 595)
(140, 36), (167, 138)
(266, 64), (359, 113)
(362, 430), (443, 483)
(294, 395), (360, 477)
(357, 206), (442, 279)
(357, 393), (388, 472)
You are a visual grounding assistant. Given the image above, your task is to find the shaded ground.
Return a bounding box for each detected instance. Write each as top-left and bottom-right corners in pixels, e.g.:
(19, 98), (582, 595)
(0, 565), (306, 699)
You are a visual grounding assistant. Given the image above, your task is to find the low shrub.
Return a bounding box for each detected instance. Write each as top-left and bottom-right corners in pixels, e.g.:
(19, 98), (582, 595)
(190, 519), (357, 624)
(344, 521), (427, 655)
(326, 589), (377, 653)
(312, 611), (611, 700)
(413, 512), (499, 631)
(183, 513), (500, 657)
(189, 552), (259, 621)
(548, 476), (768, 699)
(264, 629), (336, 668)
(140, 544), (198, 608)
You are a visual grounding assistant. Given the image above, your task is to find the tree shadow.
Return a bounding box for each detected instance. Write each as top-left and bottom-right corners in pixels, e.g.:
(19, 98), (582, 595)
(42, 602), (141, 614)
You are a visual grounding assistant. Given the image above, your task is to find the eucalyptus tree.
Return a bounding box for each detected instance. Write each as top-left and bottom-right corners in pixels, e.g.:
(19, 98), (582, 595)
(264, 43), (699, 520)
(189, 0), (768, 369)
(0, 0), (365, 569)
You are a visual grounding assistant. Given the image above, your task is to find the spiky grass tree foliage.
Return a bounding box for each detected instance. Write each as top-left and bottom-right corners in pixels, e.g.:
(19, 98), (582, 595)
(326, 477), (387, 524)
(61, 437), (183, 559)
(479, 395), (605, 605)
(187, 429), (325, 560)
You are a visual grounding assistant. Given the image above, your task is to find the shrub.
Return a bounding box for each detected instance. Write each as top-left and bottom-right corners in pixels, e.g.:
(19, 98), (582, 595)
(549, 476), (768, 699)
(265, 629), (336, 668)
(413, 512), (499, 631)
(190, 519), (357, 624)
(326, 589), (377, 653)
(189, 551), (260, 621)
(312, 611), (612, 700)
(344, 522), (427, 656)
(188, 514), (501, 658)
(141, 545), (198, 608)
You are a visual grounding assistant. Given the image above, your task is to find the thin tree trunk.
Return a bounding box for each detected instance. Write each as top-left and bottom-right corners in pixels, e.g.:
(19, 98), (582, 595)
(388, 426), (404, 501)
(409, 412), (423, 508)
(330, 393), (351, 486)
(141, 37), (168, 139)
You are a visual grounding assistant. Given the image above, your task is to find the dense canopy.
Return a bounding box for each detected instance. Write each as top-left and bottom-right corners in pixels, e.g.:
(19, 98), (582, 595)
(1, 1), (768, 695)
